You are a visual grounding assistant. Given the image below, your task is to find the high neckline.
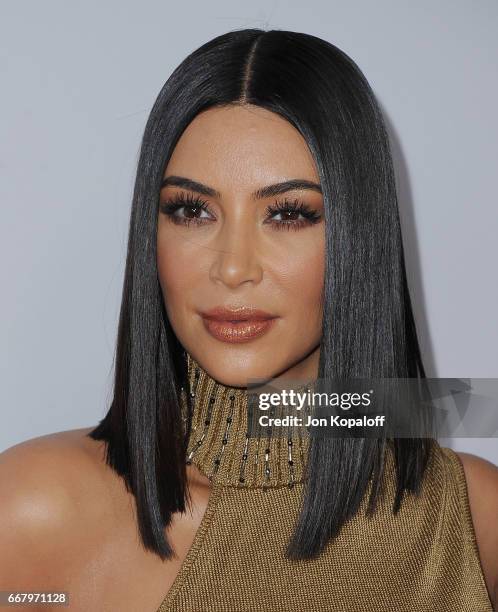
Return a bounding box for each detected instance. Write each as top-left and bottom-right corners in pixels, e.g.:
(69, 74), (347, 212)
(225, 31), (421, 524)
(181, 353), (310, 489)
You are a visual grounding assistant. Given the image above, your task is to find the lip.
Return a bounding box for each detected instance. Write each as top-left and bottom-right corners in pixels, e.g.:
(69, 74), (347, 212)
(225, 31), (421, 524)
(201, 306), (277, 321)
(200, 306), (279, 343)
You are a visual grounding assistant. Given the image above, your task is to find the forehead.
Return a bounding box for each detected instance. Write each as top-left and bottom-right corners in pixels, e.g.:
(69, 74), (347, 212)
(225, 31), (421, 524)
(164, 104), (319, 188)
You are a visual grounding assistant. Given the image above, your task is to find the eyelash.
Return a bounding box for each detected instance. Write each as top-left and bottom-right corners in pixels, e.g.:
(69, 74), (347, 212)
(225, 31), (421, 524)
(158, 192), (322, 231)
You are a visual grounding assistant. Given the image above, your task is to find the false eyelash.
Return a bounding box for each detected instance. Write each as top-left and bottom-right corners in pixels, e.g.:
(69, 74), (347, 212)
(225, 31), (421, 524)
(158, 192), (215, 228)
(159, 192), (322, 230)
(264, 198), (322, 225)
(159, 192), (212, 217)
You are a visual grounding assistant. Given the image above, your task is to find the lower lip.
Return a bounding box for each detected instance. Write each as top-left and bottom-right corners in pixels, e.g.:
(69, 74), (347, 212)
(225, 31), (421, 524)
(201, 317), (277, 343)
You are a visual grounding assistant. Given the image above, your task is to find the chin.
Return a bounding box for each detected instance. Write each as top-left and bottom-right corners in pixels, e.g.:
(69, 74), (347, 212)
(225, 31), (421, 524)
(195, 350), (279, 388)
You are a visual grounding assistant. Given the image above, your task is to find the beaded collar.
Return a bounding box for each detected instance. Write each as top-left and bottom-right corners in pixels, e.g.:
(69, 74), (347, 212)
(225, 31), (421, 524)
(181, 353), (310, 490)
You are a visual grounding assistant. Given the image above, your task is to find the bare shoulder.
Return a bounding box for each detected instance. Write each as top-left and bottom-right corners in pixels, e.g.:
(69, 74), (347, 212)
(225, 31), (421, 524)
(455, 451), (498, 608)
(0, 427), (131, 587)
(0, 426), (111, 507)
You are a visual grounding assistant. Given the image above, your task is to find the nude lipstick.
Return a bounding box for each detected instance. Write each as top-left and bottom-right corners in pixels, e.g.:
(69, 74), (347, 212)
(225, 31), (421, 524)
(200, 307), (278, 344)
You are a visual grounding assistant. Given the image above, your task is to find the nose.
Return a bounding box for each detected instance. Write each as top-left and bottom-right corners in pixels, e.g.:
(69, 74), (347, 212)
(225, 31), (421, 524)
(209, 217), (263, 289)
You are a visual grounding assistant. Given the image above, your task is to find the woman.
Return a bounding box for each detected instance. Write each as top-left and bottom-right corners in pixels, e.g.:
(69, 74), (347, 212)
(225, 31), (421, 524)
(1, 28), (497, 611)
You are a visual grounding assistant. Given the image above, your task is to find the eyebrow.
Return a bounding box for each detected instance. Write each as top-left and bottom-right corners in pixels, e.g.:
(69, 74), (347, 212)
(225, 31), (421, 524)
(160, 175), (322, 199)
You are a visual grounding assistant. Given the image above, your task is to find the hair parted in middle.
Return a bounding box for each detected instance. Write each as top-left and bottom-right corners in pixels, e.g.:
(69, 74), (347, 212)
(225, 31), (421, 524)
(88, 27), (433, 562)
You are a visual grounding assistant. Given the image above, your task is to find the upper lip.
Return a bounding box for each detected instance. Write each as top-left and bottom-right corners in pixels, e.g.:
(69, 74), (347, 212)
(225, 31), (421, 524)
(200, 306), (278, 321)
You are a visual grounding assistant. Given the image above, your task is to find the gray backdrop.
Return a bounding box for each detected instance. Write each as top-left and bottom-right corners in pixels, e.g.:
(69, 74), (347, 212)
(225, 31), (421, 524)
(1, 0), (497, 464)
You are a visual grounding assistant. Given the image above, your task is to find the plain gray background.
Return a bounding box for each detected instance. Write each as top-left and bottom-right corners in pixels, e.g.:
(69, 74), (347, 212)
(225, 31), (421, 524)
(1, 1), (497, 464)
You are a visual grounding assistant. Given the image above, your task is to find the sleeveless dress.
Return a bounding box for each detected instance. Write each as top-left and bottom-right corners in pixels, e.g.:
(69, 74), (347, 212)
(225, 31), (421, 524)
(156, 355), (493, 612)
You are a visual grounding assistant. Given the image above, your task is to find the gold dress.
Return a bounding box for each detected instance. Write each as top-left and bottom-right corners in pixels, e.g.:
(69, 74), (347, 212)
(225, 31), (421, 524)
(156, 355), (492, 611)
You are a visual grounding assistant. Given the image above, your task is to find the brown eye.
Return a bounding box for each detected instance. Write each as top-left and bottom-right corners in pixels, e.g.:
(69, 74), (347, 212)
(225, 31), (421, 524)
(264, 198), (322, 231)
(272, 209), (301, 222)
(159, 192), (214, 226)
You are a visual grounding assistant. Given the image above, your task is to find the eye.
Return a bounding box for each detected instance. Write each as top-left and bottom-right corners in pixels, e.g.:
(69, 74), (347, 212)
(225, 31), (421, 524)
(159, 192), (214, 226)
(158, 193), (322, 231)
(264, 198), (322, 231)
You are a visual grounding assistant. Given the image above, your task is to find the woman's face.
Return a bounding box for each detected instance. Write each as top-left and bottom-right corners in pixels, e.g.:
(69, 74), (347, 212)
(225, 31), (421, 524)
(157, 104), (324, 387)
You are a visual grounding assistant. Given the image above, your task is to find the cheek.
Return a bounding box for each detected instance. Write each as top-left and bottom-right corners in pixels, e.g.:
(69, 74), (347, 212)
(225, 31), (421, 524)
(274, 239), (325, 321)
(156, 233), (198, 319)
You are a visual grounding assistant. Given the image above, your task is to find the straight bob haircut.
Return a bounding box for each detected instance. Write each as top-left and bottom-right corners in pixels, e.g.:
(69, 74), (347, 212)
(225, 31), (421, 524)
(88, 28), (434, 561)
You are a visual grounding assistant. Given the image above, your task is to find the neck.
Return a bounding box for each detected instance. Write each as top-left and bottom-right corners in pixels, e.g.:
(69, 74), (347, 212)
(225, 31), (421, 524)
(181, 352), (310, 489)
